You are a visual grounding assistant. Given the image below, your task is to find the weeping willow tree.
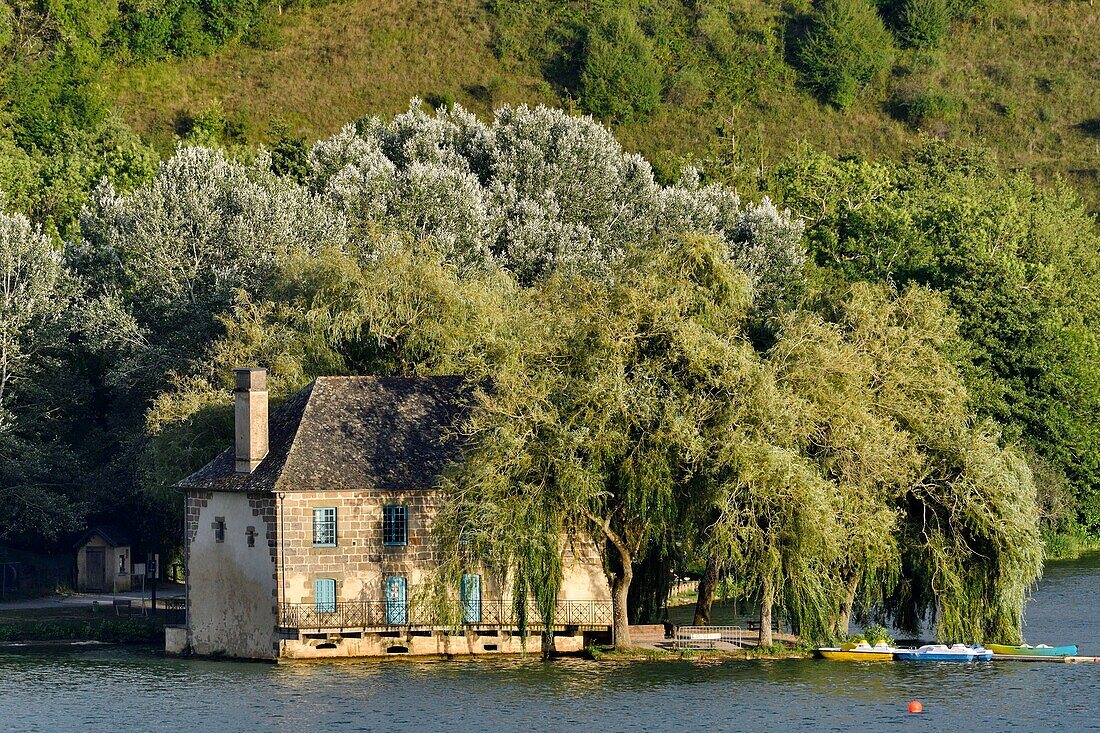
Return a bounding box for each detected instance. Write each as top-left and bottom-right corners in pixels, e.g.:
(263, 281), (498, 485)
(706, 437), (845, 646)
(881, 419), (1044, 643)
(432, 234), (770, 650)
(766, 292), (920, 636)
(829, 285), (1044, 643)
(700, 283), (918, 647)
(703, 283), (1044, 645)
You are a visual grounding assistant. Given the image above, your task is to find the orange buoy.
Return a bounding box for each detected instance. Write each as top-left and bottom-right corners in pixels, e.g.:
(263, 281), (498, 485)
(908, 700), (924, 714)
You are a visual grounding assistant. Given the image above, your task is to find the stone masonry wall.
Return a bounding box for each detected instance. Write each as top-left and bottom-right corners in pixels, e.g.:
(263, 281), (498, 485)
(275, 490), (610, 609)
(276, 490), (447, 607)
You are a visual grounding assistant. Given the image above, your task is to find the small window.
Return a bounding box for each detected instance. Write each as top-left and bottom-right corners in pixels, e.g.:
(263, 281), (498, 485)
(383, 505), (408, 546)
(313, 507), (337, 547)
(245, 526), (257, 548)
(314, 578), (336, 613)
(213, 517), (226, 543)
(118, 553), (127, 575)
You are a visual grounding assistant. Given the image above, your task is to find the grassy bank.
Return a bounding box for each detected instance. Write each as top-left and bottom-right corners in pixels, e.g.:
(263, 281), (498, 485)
(0, 607), (165, 644)
(101, 0), (1100, 209)
(1043, 531), (1100, 561)
(586, 645), (812, 663)
(0, 618), (164, 644)
(101, 0), (551, 152)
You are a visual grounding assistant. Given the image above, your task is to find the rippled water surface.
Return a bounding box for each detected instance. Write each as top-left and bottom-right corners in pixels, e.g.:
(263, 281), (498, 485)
(2, 553), (1098, 733)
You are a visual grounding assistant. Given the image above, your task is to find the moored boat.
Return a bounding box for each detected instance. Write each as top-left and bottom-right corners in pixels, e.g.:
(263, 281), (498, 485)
(895, 644), (993, 662)
(817, 641), (899, 661)
(988, 643), (1078, 657)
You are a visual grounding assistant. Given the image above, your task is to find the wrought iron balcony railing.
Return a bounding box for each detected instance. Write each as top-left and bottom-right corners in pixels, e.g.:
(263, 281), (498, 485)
(279, 598), (613, 630)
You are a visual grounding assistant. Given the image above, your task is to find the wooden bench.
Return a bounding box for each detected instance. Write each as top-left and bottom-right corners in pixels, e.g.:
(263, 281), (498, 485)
(113, 599), (133, 617)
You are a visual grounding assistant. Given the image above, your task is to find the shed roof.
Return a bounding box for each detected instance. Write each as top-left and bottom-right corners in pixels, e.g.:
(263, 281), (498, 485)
(176, 376), (473, 493)
(73, 525), (134, 549)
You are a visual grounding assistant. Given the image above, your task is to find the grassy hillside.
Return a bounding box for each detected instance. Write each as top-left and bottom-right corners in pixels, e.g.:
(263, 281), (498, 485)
(101, 0), (1100, 209)
(102, 0), (550, 149)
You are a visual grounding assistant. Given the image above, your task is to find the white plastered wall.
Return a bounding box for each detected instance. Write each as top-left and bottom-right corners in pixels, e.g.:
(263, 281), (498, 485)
(187, 492), (277, 659)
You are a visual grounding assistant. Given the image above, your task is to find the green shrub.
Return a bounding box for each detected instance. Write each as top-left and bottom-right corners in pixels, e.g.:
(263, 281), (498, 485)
(666, 68), (707, 106)
(797, 0), (895, 109)
(893, 84), (960, 126)
(900, 0), (950, 49)
(947, 0), (1016, 21)
(579, 10), (663, 123)
(0, 618), (162, 643)
(0, 1), (15, 51)
(267, 119), (309, 181)
(426, 91), (457, 110)
(862, 623), (894, 645)
(172, 5), (215, 58)
(203, 0), (260, 44)
(246, 7), (282, 50)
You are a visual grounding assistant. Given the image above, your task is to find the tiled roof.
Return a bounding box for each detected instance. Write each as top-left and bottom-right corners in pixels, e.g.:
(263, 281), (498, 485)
(175, 376), (472, 493)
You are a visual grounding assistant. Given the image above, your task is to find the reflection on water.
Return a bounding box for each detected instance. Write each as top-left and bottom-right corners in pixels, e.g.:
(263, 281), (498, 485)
(2, 554), (1099, 733)
(1024, 551), (1100, 654)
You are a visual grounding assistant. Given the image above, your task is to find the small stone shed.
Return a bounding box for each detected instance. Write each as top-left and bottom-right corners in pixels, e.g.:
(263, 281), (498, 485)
(74, 525), (133, 593)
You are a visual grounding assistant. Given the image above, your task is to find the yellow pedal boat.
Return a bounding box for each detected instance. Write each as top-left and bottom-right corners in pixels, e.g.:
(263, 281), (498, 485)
(817, 641), (897, 661)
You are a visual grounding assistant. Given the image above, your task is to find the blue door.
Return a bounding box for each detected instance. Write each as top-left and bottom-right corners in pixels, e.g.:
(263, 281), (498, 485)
(314, 578), (336, 614)
(461, 574), (481, 623)
(385, 576), (407, 625)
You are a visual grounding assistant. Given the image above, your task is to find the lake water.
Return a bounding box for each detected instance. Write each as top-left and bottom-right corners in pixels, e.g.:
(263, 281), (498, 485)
(2, 553), (1098, 733)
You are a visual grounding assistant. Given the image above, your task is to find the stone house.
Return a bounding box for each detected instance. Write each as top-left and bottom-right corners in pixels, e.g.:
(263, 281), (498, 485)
(169, 368), (612, 660)
(74, 525), (133, 593)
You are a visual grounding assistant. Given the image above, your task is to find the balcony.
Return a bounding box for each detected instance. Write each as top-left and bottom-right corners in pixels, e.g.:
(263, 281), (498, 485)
(278, 598), (613, 631)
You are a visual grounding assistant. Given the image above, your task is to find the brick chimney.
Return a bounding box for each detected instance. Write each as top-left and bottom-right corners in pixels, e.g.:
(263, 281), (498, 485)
(234, 367), (268, 474)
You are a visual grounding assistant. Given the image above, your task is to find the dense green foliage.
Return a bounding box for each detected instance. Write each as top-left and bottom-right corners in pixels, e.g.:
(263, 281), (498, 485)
(578, 10), (663, 123)
(797, 0), (895, 109)
(0, 97), (1084, 645)
(491, 0), (795, 110)
(777, 143), (1100, 537)
(897, 0), (952, 49)
(0, 212), (83, 542)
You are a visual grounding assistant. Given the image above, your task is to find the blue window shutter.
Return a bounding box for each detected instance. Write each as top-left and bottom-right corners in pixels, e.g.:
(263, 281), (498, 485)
(315, 578), (336, 613)
(385, 576), (407, 624)
(461, 574), (481, 624)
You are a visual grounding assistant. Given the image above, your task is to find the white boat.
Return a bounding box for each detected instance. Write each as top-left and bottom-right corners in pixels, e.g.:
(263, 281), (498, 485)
(895, 644), (993, 662)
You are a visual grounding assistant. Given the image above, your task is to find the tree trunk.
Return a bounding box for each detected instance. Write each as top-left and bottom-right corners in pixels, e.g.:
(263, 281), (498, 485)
(542, 629), (556, 660)
(693, 555), (720, 625)
(586, 510), (636, 651)
(836, 574), (860, 637)
(612, 561), (633, 650)
(758, 575), (774, 647)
